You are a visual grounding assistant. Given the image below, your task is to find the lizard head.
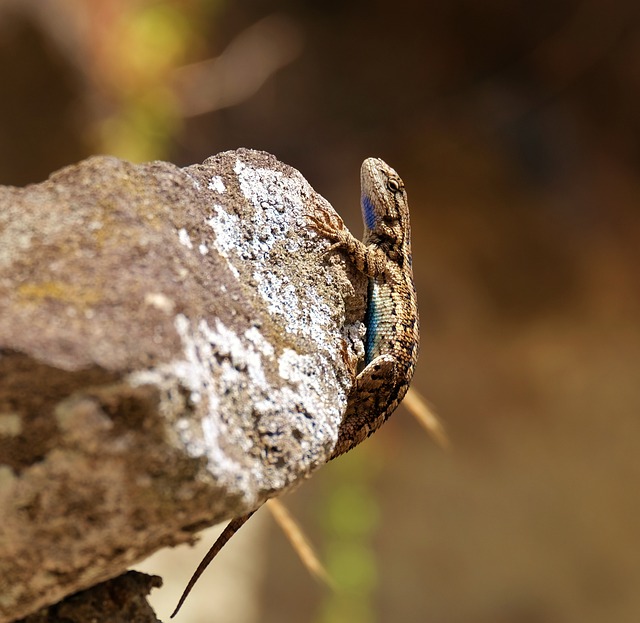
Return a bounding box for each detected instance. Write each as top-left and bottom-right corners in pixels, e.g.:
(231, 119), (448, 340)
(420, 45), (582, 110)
(360, 157), (412, 264)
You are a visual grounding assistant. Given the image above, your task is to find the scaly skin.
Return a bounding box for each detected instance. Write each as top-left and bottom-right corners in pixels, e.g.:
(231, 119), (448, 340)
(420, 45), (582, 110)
(310, 157), (419, 458)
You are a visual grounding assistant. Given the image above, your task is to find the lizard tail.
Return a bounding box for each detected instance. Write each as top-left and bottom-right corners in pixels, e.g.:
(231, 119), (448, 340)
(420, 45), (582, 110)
(170, 510), (257, 618)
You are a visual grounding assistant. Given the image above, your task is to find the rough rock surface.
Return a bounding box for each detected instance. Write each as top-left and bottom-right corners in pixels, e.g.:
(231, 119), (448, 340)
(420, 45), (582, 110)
(17, 572), (163, 623)
(0, 149), (367, 622)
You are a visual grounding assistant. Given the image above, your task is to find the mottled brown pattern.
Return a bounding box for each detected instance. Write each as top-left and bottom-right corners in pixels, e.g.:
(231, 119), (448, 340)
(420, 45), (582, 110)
(310, 158), (420, 458)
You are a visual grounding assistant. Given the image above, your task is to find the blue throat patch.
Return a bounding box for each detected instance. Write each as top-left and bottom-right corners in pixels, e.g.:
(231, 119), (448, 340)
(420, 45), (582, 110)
(361, 194), (377, 231)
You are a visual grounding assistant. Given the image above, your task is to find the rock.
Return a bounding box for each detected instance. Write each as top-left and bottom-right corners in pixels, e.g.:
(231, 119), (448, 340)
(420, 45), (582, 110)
(17, 572), (163, 623)
(0, 149), (367, 622)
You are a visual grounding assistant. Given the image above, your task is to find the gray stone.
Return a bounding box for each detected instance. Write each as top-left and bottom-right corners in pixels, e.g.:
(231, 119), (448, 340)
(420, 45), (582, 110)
(0, 149), (366, 622)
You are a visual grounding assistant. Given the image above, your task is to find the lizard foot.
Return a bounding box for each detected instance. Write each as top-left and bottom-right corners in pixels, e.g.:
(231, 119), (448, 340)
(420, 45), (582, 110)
(307, 205), (345, 241)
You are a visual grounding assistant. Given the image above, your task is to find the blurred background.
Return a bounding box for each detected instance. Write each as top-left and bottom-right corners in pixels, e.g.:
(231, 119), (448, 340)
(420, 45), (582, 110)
(2, 0), (640, 621)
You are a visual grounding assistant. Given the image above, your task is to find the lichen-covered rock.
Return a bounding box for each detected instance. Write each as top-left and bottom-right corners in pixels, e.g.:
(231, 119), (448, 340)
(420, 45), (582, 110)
(0, 149), (367, 622)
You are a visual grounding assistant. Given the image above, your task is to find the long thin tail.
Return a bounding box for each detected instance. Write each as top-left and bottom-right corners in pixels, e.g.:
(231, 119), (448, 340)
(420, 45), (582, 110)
(170, 510), (257, 618)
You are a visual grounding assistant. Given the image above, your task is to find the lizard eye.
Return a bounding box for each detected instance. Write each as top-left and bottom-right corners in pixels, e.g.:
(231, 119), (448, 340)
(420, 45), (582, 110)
(386, 178), (401, 192)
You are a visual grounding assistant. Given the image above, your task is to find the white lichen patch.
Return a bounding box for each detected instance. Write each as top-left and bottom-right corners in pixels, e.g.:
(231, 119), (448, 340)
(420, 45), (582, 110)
(208, 176), (226, 193)
(277, 348), (339, 447)
(230, 158), (337, 348)
(206, 205), (241, 278)
(128, 313), (345, 505)
(245, 325), (275, 358)
(254, 271), (334, 347)
(178, 228), (193, 249)
(202, 159), (342, 363)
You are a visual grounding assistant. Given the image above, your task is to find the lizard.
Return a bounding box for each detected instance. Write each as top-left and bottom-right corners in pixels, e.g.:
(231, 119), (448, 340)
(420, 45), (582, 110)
(170, 157), (419, 617)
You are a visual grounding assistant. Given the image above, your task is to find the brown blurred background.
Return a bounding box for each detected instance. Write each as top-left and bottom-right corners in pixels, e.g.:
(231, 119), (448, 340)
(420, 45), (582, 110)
(3, 1), (640, 621)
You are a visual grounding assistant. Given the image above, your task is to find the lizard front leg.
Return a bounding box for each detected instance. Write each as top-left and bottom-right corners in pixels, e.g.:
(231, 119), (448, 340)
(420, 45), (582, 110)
(308, 207), (388, 278)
